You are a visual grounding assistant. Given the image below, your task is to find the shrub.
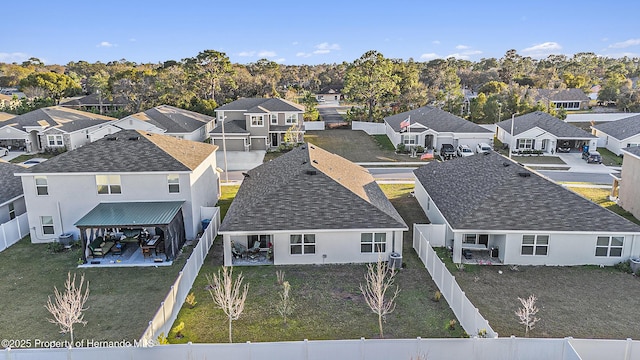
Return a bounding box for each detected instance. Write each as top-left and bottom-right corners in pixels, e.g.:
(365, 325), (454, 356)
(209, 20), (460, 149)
(614, 260), (633, 274)
(415, 145), (425, 153)
(47, 242), (64, 253)
(185, 292), (197, 308)
(433, 290), (442, 302)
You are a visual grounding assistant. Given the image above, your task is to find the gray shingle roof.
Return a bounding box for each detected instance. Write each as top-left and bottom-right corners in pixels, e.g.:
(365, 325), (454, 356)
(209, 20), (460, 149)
(19, 129), (217, 174)
(413, 152), (640, 232)
(123, 105), (213, 133)
(384, 106), (493, 133)
(623, 146), (640, 158)
(496, 111), (596, 138)
(210, 120), (248, 134)
(592, 114), (640, 140)
(60, 93), (127, 106)
(216, 98), (304, 112)
(220, 144), (407, 232)
(7, 106), (115, 133)
(0, 162), (24, 204)
(533, 88), (590, 102)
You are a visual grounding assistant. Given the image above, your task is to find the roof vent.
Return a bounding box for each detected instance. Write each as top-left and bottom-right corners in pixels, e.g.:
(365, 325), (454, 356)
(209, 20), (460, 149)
(242, 172), (250, 178)
(301, 161), (307, 165)
(502, 162), (510, 167)
(128, 136), (140, 141)
(312, 160), (318, 164)
(310, 145), (315, 149)
(301, 145), (306, 149)
(517, 172), (531, 178)
(106, 136), (118, 141)
(306, 170), (317, 176)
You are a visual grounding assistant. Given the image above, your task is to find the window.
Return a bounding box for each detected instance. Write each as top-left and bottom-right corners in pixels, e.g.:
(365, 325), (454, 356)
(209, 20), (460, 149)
(8, 202), (15, 220)
(47, 134), (63, 147)
(41, 216), (54, 235)
(361, 233), (386, 253)
(290, 234), (315, 255)
(168, 174), (180, 193)
(595, 236), (623, 257)
(251, 115), (264, 127)
(402, 135), (417, 145)
(35, 176), (48, 196)
(521, 235), (548, 256)
(518, 139), (534, 150)
(464, 234), (478, 244)
(96, 175), (121, 194)
(249, 234), (271, 248)
(285, 113), (298, 124)
(270, 113), (278, 125)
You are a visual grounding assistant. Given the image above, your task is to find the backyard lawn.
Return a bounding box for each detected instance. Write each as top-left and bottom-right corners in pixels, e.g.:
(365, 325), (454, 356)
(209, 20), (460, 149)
(597, 147), (623, 166)
(0, 237), (190, 344)
(169, 184), (466, 343)
(304, 129), (417, 162)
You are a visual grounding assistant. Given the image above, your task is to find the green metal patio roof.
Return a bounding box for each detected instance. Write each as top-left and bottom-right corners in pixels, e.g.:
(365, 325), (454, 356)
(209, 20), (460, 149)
(75, 201), (185, 227)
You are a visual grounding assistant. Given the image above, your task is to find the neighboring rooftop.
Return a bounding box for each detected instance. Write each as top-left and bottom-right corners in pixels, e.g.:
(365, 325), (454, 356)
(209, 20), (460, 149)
(216, 98), (305, 113)
(210, 120), (249, 135)
(532, 88), (590, 102)
(0, 106), (115, 133)
(317, 86), (343, 94)
(60, 93), (127, 107)
(18, 129), (218, 174)
(414, 152), (640, 232)
(0, 112), (15, 121)
(496, 111), (596, 138)
(384, 106), (493, 133)
(122, 105), (214, 133)
(622, 146), (640, 159)
(0, 162), (25, 205)
(592, 114), (640, 141)
(220, 143), (407, 232)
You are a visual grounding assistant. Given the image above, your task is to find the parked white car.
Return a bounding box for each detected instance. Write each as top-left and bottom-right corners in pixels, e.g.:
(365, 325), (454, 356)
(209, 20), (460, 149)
(0, 147), (8, 156)
(476, 143), (492, 154)
(456, 144), (474, 157)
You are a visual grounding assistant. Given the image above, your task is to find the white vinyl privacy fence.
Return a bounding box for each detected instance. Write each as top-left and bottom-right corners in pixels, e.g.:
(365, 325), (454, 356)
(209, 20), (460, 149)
(352, 121), (386, 135)
(413, 224), (497, 338)
(0, 213), (29, 253)
(139, 207), (220, 344)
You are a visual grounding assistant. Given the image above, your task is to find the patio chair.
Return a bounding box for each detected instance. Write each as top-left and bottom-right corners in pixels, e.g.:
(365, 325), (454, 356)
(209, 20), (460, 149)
(231, 241), (247, 259)
(247, 241), (261, 255)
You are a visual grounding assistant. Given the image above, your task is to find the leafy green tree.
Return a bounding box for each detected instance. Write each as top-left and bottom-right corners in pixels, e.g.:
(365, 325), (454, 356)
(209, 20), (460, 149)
(478, 81), (508, 95)
(344, 50), (399, 121)
(185, 50), (235, 102)
(19, 72), (81, 103)
(87, 70), (110, 114)
(248, 59), (282, 97)
(469, 92), (487, 122)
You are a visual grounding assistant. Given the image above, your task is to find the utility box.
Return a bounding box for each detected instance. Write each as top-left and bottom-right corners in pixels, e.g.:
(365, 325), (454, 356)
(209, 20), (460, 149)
(58, 233), (73, 246)
(389, 252), (402, 269)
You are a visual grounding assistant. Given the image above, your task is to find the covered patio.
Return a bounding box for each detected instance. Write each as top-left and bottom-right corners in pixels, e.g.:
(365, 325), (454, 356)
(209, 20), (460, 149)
(75, 201), (186, 267)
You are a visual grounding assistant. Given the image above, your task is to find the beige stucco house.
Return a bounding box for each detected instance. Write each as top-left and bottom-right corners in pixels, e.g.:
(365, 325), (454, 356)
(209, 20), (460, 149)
(615, 147), (640, 221)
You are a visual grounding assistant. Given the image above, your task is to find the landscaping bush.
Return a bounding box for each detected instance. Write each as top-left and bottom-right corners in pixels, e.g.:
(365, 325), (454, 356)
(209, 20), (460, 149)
(614, 260), (633, 274)
(416, 145), (425, 153)
(396, 143), (406, 153)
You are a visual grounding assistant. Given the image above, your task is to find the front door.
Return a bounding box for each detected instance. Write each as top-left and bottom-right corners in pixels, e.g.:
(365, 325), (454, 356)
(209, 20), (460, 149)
(479, 234), (489, 246)
(425, 134), (434, 149)
(271, 133), (278, 147)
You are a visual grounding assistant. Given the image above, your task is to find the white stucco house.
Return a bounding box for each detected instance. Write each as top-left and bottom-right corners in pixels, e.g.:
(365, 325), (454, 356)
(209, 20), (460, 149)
(496, 111), (597, 154)
(0, 106), (118, 152)
(591, 114), (640, 156)
(384, 106), (494, 153)
(219, 143), (407, 266)
(114, 105), (216, 142)
(612, 147), (640, 221)
(531, 88), (591, 111)
(0, 161), (27, 228)
(15, 130), (220, 262)
(413, 152), (640, 265)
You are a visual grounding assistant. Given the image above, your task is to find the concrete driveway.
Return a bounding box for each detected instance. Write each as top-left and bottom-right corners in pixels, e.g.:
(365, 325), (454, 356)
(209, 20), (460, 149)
(557, 152), (612, 174)
(216, 150), (265, 171)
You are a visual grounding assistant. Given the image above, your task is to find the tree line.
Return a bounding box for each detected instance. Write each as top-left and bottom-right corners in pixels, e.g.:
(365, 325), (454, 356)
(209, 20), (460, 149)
(1, 49), (639, 122)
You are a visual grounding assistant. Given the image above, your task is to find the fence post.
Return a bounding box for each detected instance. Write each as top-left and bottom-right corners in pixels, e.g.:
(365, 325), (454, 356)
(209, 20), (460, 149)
(304, 338), (309, 360)
(360, 337), (365, 360)
(2, 223), (7, 250)
(16, 215), (21, 240)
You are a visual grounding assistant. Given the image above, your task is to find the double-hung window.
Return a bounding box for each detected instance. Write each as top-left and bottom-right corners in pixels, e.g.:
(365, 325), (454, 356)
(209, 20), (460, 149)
(270, 113), (278, 125)
(47, 134), (63, 147)
(518, 139), (534, 150)
(521, 235), (548, 256)
(595, 236), (623, 257)
(167, 174), (180, 193)
(361, 233), (386, 253)
(35, 176), (48, 196)
(251, 115), (264, 127)
(8, 202), (15, 220)
(290, 234), (315, 255)
(285, 113), (298, 125)
(96, 175), (121, 194)
(41, 216), (54, 235)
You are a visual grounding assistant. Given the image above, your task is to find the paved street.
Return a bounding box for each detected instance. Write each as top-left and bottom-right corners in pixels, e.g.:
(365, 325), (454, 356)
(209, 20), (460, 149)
(317, 105), (347, 124)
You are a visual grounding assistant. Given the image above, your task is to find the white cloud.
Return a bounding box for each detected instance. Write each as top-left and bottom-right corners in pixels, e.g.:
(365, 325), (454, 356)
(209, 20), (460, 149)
(609, 39), (640, 49)
(315, 42), (341, 51)
(432, 40), (440, 45)
(129, 38), (137, 42)
(600, 51), (640, 59)
(0, 52), (30, 63)
(97, 41), (116, 48)
(446, 53), (471, 60)
(292, 41), (299, 46)
(419, 53), (440, 60)
(274, 58), (286, 63)
(296, 52), (312, 58)
(238, 51), (256, 57)
(258, 50), (277, 57)
(521, 42), (562, 58)
(456, 45), (470, 50)
(313, 49), (331, 55)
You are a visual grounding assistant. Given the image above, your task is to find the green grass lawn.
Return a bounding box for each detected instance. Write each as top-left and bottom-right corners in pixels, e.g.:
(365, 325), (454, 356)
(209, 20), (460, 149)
(597, 147), (623, 166)
(566, 186), (640, 225)
(169, 184), (465, 343)
(304, 130), (414, 162)
(0, 237), (190, 343)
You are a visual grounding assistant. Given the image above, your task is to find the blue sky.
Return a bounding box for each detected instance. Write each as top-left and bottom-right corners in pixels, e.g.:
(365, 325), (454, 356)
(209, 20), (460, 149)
(2, 0), (639, 65)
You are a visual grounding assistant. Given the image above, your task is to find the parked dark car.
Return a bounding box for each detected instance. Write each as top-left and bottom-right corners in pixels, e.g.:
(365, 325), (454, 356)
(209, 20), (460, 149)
(582, 150), (602, 164)
(557, 141), (572, 153)
(440, 144), (456, 160)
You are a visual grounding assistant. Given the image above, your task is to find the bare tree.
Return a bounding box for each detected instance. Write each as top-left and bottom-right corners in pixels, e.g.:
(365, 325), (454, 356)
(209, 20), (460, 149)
(515, 294), (540, 337)
(359, 257), (400, 338)
(45, 272), (90, 345)
(276, 281), (294, 325)
(206, 267), (249, 343)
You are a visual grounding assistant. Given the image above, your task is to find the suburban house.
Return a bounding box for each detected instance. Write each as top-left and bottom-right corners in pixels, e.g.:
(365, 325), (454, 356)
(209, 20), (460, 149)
(15, 130), (220, 262)
(531, 88), (590, 110)
(315, 86), (343, 104)
(211, 98), (305, 151)
(60, 93), (127, 114)
(612, 147), (640, 221)
(591, 114), (640, 155)
(413, 152), (640, 265)
(113, 105), (215, 142)
(219, 143), (407, 266)
(384, 106), (494, 152)
(496, 111), (597, 154)
(0, 106), (118, 152)
(0, 161), (27, 227)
